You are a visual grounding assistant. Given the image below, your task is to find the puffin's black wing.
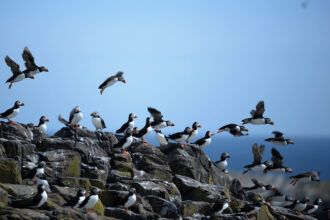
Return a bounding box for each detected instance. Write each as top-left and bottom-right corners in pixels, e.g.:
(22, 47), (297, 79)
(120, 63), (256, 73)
(194, 137), (206, 146)
(272, 131), (284, 139)
(168, 132), (183, 140)
(116, 121), (129, 133)
(0, 107), (15, 118)
(5, 56), (21, 75)
(30, 193), (43, 207)
(219, 124), (236, 130)
(147, 107), (163, 123)
(101, 118), (106, 129)
(79, 195), (90, 208)
(290, 171), (319, 179)
(251, 178), (261, 187)
(135, 125), (148, 138)
(271, 148), (283, 167)
(64, 196), (80, 207)
(68, 107), (77, 123)
(10, 198), (33, 208)
(114, 137), (126, 148)
(98, 75), (116, 89)
(252, 144), (264, 164)
(251, 101), (265, 118)
(115, 71), (124, 77)
(22, 47), (37, 71)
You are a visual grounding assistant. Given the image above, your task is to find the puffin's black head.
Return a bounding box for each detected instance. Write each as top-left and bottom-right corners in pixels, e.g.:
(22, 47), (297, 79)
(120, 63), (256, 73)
(192, 122), (202, 130)
(146, 117), (152, 125)
(39, 66), (49, 72)
(117, 72), (126, 83)
(263, 161), (273, 168)
(265, 118), (274, 125)
(166, 121), (175, 126)
(90, 112), (100, 118)
(311, 175), (320, 182)
(314, 198), (322, 205)
(265, 185), (273, 191)
(285, 167), (293, 173)
(239, 125), (248, 132)
(129, 188), (137, 195)
(74, 106), (81, 113)
(221, 152), (231, 160)
(129, 113), (138, 119)
(14, 101), (24, 108)
(301, 197), (310, 203)
(77, 189), (87, 197)
(36, 173), (47, 180)
(184, 127), (192, 134)
(40, 116), (49, 124)
(90, 188), (102, 195)
(286, 139), (294, 145)
(37, 184), (46, 193)
(154, 129), (162, 134)
(205, 131), (214, 138)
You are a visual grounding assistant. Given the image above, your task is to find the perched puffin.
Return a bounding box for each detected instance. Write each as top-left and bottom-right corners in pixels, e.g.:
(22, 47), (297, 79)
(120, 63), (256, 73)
(193, 131), (214, 148)
(22, 47), (48, 76)
(0, 101), (24, 124)
(10, 184), (48, 209)
(37, 116), (49, 133)
(167, 127), (192, 148)
(116, 113), (137, 134)
(264, 148), (293, 174)
(243, 144), (272, 174)
(114, 128), (133, 154)
(217, 124), (248, 137)
(147, 107), (175, 129)
(30, 161), (46, 183)
(123, 188), (137, 214)
(5, 56), (34, 89)
(36, 174), (51, 192)
(80, 188), (102, 213)
(304, 198), (322, 216)
(286, 197), (310, 214)
(58, 106), (83, 129)
(187, 122), (202, 143)
(289, 171), (320, 186)
(98, 71), (126, 95)
(215, 153), (231, 171)
(211, 198), (230, 214)
(268, 188), (294, 204)
(265, 131), (294, 146)
(243, 178), (273, 193)
(90, 112), (106, 131)
(241, 200), (270, 214)
(242, 101), (274, 125)
(155, 129), (168, 146)
(133, 117), (152, 145)
(64, 189), (87, 208)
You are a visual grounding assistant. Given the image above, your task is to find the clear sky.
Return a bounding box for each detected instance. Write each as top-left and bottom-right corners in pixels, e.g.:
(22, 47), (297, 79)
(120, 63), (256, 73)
(0, 0), (330, 137)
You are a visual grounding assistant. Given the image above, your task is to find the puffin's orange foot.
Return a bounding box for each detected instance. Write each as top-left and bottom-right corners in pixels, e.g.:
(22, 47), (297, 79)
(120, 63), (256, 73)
(263, 170), (268, 174)
(9, 120), (15, 124)
(100, 89), (104, 95)
(125, 208), (131, 215)
(299, 213), (304, 216)
(33, 180), (37, 185)
(180, 143), (184, 148)
(142, 140), (148, 146)
(243, 170), (248, 174)
(9, 83), (12, 89)
(123, 150), (130, 155)
(71, 125), (78, 130)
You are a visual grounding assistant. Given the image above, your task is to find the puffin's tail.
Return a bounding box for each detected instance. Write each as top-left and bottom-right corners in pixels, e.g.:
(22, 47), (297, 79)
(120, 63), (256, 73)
(58, 114), (69, 126)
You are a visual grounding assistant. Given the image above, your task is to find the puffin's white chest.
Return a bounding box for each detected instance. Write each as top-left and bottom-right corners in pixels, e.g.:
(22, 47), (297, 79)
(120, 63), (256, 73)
(71, 112), (83, 125)
(92, 117), (103, 129)
(122, 136), (133, 149)
(37, 179), (51, 192)
(250, 164), (266, 172)
(200, 138), (211, 148)
(106, 78), (118, 87)
(156, 133), (168, 146)
(30, 69), (40, 76)
(39, 123), (47, 133)
(176, 134), (189, 142)
(74, 196), (86, 208)
(270, 168), (285, 173)
(128, 121), (134, 130)
(13, 74), (25, 82)
(154, 121), (167, 129)
(36, 191), (48, 208)
(82, 195), (99, 209)
(249, 118), (265, 125)
(124, 194), (136, 208)
(216, 160), (227, 170)
(7, 108), (20, 119)
(307, 205), (318, 214)
(218, 202), (229, 214)
(270, 140), (287, 146)
(187, 130), (198, 141)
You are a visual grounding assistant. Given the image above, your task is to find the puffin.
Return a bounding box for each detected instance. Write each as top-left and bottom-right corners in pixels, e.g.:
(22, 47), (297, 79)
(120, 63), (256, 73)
(22, 46), (48, 76)
(0, 101), (25, 124)
(5, 56), (34, 89)
(147, 107), (175, 129)
(264, 148), (293, 174)
(241, 200), (271, 214)
(243, 144), (273, 174)
(243, 178), (273, 193)
(187, 122), (202, 143)
(35, 173), (51, 192)
(265, 131), (294, 146)
(58, 106), (83, 129)
(268, 187), (294, 204)
(167, 127), (192, 148)
(64, 189), (87, 208)
(133, 117), (152, 145)
(304, 198), (322, 216)
(98, 71), (126, 95)
(116, 113), (137, 134)
(286, 197), (310, 214)
(289, 171), (320, 186)
(90, 112), (106, 131)
(155, 129), (168, 146)
(114, 128), (133, 154)
(193, 131), (214, 148)
(10, 184), (48, 209)
(80, 188), (103, 213)
(37, 116), (49, 133)
(215, 152), (231, 171)
(211, 198), (230, 214)
(217, 124), (248, 137)
(30, 161), (46, 183)
(123, 188), (137, 214)
(242, 101), (274, 125)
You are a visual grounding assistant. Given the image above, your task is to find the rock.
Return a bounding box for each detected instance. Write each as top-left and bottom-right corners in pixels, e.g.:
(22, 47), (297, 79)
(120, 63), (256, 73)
(0, 207), (50, 220)
(146, 195), (179, 218)
(0, 184), (37, 197)
(104, 207), (149, 220)
(0, 139), (36, 161)
(0, 187), (8, 206)
(0, 159), (22, 184)
(93, 200), (105, 216)
(270, 206), (318, 220)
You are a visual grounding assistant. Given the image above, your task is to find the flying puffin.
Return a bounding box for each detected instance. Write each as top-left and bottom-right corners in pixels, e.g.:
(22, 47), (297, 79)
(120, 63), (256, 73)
(264, 148), (293, 174)
(58, 106), (83, 129)
(123, 188), (137, 214)
(10, 184), (48, 209)
(289, 171), (320, 186)
(116, 113), (137, 134)
(286, 197), (310, 214)
(98, 71), (126, 95)
(193, 131), (214, 148)
(22, 47), (48, 76)
(241, 200), (271, 214)
(242, 101), (274, 125)
(133, 117), (152, 145)
(80, 188), (103, 213)
(147, 107), (175, 129)
(187, 122), (202, 143)
(217, 124), (248, 137)
(265, 131), (294, 146)
(155, 129), (168, 146)
(215, 152), (231, 171)
(35, 173), (51, 192)
(4, 56), (34, 89)
(304, 198), (322, 216)
(64, 189), (87, 208)
(211, 198), (230, 214)
(37, 116), (49, 133)
(243, 144), (273, 174)
(268, 188), (294, 204)
(243, 178), (273, 193)
(114, 128), (133, 154)
(167, 127), (192, 148)
(0, 101), (24, 124)
(90, 112), (106, 131)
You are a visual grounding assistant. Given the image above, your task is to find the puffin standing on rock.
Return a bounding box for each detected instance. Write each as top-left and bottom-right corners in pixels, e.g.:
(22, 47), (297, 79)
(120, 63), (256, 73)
(0, 101), (25, 124)
(116, 113), (137, 134)
(123, 188), (137, 214)
(22, 47), (48, 76)
(10, 184), (48, 209)
(193, 131), (214, 148)
(265, 131), (294, 146)
(147, 107), (175, 129)
(90, 112), (106, 131)
(215, 152), (231, 171)
(98, 71), (126, 95)
(80, 188), (102, 213)
(4, 56), (34, 89)
(64, 189), (87, 208)
(264, 148), (293, 174)
(187, 122), (202, 143)
(58, 106), (83, 130)
(115, 129), (133, 154)
(155, 129), (168, 146)
(289, 171), (320, 186)
(30, 161), (46, 183)
(217, 124), (248, 137)
(242, 101), (274, 125)
(211, 198), (231, 214)
(133, 117), (152, 145)
(37, 116), (49, 133)
(168, 127), (192, 148)
(35, 174), (51, 192)
(286, 197), (310, 215)
(304, 198), (322, 216)
(243, 144), (272, 174)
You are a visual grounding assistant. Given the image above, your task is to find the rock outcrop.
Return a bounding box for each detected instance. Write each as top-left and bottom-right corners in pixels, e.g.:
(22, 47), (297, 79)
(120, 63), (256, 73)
(0, 121), (318, 219)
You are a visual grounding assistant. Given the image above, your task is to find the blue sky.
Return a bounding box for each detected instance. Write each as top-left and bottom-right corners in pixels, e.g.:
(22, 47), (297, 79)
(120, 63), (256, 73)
(0, 0), (330, 137)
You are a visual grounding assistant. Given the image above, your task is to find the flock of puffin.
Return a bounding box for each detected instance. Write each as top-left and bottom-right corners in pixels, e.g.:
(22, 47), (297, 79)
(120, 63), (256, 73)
(0, 47), (324, 217)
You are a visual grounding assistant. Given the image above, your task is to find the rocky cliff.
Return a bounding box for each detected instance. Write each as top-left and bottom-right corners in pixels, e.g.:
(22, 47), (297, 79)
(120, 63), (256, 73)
(0, 122), (318, 220)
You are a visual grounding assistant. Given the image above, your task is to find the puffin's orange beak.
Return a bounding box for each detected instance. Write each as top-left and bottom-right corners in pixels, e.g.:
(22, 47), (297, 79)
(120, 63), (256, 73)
(45, 69), (49, 72)
(217, 130), (223, 133)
